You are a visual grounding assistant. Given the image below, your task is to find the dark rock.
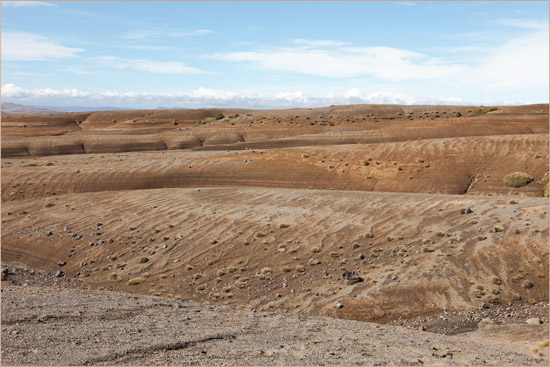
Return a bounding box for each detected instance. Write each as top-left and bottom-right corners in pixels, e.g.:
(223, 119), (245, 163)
(58, 261), (66, 267)
(342, 269), (364, 284)
(460, 208), (473, 214)
(210, 240), (217, 244)
(359, 254), (365, 260)
(55, 269), (64, 277)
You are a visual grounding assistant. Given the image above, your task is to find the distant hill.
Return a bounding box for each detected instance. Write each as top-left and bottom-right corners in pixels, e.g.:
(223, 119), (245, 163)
(1, 102), (138, 113)
(1, 102), (64, 114)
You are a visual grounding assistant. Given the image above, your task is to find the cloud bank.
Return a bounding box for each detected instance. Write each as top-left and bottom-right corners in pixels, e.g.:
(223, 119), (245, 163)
(5, 83), (518, 109)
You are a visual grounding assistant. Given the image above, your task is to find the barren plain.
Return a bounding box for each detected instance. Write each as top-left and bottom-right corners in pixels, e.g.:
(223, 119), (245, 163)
(1, 103), (549, 365)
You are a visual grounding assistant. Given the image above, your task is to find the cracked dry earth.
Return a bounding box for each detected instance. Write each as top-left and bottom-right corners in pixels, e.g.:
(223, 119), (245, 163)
(1, 265), (547, 366)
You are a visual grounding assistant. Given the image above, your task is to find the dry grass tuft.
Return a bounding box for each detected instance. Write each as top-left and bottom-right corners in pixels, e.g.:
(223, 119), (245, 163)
(127, 277), (145, 286)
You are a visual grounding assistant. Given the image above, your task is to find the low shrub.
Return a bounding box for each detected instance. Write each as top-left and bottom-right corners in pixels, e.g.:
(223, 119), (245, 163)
(503, 172), (533, 188)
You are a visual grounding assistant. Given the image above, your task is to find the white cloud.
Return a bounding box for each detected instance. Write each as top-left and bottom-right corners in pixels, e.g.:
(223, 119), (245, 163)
(121, 28), (215, 40)
(492, 18), (548, 30)
(2, 83), (88, 98)
(1, 83), (473, 109)
(211, 46), (463, 80)
(120, 30), (156, 40)
(459, 28), (549, 92)
(94, 56), (213, 75)
(292, 39), (349, 47)
(1, 32), (84, 61)
(169, 29), (215, 37)
(1, 1), (56, 7)
(125, 45), (174, 51)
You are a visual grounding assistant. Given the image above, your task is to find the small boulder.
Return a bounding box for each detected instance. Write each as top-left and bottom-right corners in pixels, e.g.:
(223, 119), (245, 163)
(55, 269), (64, 277)
(526, 318), (541, 325)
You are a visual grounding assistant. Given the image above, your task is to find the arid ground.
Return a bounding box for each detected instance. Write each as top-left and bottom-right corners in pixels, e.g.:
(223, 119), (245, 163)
(1, 104), (549, 365)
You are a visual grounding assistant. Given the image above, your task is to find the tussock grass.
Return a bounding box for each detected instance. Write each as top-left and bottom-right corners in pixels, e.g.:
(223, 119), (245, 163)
(127, 277), (145, 286)
(503, 172), (533, 188)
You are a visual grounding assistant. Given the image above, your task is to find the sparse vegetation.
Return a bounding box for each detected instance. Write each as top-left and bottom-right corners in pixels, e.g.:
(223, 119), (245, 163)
(474, 108), (497, 116)
(139, 257), (149, 263)
(503, 172), (533, 188)
(194, 113), (224, 127)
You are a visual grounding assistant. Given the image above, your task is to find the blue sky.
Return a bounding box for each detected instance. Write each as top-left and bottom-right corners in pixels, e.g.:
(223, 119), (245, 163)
(1, 1), (548, 108)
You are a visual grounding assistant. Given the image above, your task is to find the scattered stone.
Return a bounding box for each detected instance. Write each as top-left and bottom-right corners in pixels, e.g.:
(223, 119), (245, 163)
(58, 261), (66, 267)
(359, 254), (365, 260)
(335, 303), (343, 309)
(46, 231), (53, 237)
(74, 169), (80, 173)
(55, 269), (64, 277)
(460, 208), (473, 214)
(63, 226), (69, 231)
(210, 240), (217, 245)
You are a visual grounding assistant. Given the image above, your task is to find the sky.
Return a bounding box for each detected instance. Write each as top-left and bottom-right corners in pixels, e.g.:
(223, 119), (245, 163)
(1, 1), (548, 109)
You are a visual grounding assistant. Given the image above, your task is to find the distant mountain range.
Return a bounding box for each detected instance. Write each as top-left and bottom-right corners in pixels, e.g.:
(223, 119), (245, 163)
(1, 102), (64, 114)
(1, 102), (137, 113)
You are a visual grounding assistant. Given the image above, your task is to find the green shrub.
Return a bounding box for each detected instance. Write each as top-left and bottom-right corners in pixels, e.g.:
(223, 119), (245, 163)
(474, 108), (497, 116)
(194, 113), (224, 126)
(503, 172), (533, 188)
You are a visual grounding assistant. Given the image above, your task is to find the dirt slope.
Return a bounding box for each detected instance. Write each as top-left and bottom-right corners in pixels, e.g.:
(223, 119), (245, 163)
(1, 264), (546, 366)
(2, 187), (547, 323)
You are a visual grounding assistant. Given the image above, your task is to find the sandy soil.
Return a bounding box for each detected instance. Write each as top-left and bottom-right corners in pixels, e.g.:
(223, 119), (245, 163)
(1, 103), (548, 365)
